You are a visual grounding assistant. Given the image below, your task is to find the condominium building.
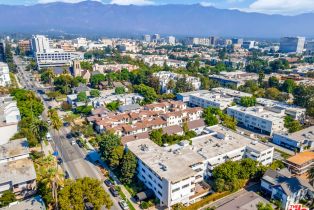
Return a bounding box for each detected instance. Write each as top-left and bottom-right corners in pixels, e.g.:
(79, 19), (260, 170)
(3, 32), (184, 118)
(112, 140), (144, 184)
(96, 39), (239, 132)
(0, 62), (11, 87)
(167, 36), (176, 45)
(209, 71), (258, 88)
(143, 35), (151, 43)
(0, 96), (21, 145)
(272, 126), (314, 152)
(256, 98), (306, 122)
(18, 40), (31, 53)
(227, 106), (286, 135)
(188, 88), (251, 110)
(0, 139), (37, 198)
(127, 125), (274, 207)
(280, 37), (305, 54)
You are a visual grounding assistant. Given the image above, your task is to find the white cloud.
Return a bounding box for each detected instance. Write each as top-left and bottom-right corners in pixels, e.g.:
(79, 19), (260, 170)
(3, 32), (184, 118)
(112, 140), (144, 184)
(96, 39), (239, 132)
(110, 0), (154, 5)
(247, 0), (314, 15)
(38, 0), (101, 3)
(200, 2), (214, 7)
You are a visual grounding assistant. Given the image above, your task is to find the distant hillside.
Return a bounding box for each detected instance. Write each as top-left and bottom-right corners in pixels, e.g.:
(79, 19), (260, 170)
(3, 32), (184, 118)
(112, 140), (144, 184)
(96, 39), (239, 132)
(0, 1), (314, 38)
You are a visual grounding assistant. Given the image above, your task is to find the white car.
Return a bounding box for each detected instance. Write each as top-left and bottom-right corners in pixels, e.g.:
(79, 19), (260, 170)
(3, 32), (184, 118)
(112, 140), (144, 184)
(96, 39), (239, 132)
(71, 140), (76, 145)
(118, 200), (129, 210)
(46, 132), (52, 141)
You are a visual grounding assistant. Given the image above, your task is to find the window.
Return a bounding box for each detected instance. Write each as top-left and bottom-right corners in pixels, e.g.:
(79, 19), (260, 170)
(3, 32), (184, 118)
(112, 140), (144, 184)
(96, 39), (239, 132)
(182, 184), (189, 189)
(172, 188), (180, 193)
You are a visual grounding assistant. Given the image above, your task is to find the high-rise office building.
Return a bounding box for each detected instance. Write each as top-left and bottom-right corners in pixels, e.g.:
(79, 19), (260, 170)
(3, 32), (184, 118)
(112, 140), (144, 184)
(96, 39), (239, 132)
(232, 38), (244, 45)
(209, 36), (218, 46)
(31, 35), (50, 53)
(167, 36), (176, 45)
(152, 34), (160, 42)
(143, 35), (151, 42)
(280, 37), (305, 53)
(306, 40), (314, 53)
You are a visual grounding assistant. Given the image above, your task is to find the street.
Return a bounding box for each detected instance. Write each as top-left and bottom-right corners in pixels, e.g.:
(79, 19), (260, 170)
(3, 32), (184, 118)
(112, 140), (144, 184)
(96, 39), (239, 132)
(14, 56), (121, 210)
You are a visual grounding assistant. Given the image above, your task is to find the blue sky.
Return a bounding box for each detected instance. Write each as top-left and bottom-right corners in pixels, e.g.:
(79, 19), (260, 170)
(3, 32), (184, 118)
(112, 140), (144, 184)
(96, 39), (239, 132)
(2, 0), (314, 15)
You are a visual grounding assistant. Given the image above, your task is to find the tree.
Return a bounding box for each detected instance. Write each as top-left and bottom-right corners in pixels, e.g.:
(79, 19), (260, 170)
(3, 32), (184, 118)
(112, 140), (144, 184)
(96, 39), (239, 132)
(268, 76), (279, 88)
(0, 190), (16, 207)
(53, 74), (73, 94)
(284, 116), (302, 133)
(258, 71), (265, 86)
(48, 109), (62, 131)
(90, 89), (100, 98)
(98, 132), (121, 161)
(90, 74), (106, 88)
(80, 61), (93, 71)
(77, 92), (87, 102)
(41, 68), (55, 84)
(149, 129), (163, 146)
(120, 151), (137, 185)
(203, 107), (219, 126)
(134, 84), (158, 104)
(265, 88), (281, 100)
(108, 146), (124, 168)
(115, 87), (126, 95)
(166, 79), (176, 92)
(175, 77), (193, 93)
(106, 101), (120, 111)
(58, 177), (112, 210)
(256, 202), (274, 210)
(75, 105), (92, 116)
(240, 96), (256, 107)
(147, 76), (161, 93)
(30, 119), (49, 151)
(281, 79), (296, 93)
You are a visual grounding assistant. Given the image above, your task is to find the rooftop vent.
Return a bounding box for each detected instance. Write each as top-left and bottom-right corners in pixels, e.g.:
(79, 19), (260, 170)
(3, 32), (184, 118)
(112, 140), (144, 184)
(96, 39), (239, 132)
(140, 144), (149, 152)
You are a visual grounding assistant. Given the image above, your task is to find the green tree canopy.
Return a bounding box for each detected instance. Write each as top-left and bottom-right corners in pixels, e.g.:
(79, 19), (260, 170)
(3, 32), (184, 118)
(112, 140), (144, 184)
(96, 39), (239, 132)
(77, 92), (87, 102)
(0, 190), (16, 207)
(58, 177), (112, 210)
(119, 151), (137, 184)
(240, 96), (256, 107)
(133, 84), (157, 104)
(115, 87), (126, 95)
(90, 89), (100, 98)
(98, 132), (121, 161)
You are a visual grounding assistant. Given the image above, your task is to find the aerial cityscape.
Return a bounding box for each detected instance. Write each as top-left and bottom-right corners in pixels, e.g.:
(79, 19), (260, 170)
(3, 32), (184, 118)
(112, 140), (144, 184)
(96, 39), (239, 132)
(0, 0), (313, 210)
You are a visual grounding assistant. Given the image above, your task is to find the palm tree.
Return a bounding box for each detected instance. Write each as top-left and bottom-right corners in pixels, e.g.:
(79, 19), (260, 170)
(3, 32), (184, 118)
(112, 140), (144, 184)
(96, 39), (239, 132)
(46, 68), (55, 85)
(30, 119), (49, 152)
(48, 109), (62, 131)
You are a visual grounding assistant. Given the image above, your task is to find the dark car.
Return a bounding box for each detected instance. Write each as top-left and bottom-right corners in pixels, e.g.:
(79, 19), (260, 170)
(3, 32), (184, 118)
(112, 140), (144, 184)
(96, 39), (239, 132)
(66, 133), (73, 139)
(104, 179), (113, 187)
(109, 187), (119, 197)
(64, 171), (70, 179)
(76, 140), (83, 148)
(57, 157), (63, 165)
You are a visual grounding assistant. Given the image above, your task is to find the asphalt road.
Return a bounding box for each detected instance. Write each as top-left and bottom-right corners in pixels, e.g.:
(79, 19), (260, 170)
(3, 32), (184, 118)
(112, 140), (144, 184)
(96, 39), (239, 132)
(14, 56), (121, 210)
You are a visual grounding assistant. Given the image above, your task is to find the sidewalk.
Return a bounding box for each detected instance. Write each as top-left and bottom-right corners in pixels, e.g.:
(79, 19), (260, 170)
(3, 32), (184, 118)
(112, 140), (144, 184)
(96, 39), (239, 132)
(85, 142), (142, 210)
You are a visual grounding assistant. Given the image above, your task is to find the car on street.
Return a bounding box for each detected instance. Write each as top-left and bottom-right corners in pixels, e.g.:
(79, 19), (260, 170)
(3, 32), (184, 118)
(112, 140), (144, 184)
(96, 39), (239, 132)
(66, 133), (73, 139)
(104, 179), (113, 187)
(118, 200), (129, 210)
(46, 132), (52, 141)
(71, 140), (76, 145)
(109, 187), (119, 197)
(57, 157), (63, 165)
(76, 140), (84, 148)
(64, 171), (69, 179)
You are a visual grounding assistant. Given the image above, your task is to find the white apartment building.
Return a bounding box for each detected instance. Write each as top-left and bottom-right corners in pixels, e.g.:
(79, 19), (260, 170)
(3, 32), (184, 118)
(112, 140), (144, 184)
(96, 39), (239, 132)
(0, 62), (11, 87)
(209, 71), (258, 88)
(127, 125), (274, 208)
(272, 126), (314, 152)
(0, 96), (21, 145)
(31, 35), (83, 69)
(256, 98), (306, 122)
(167, 36), (176, 45)
(153, 71), (201, 93)
(178, 88), (251, 109)
(73, 37), (88, 48)
(227, 105), (286, 135)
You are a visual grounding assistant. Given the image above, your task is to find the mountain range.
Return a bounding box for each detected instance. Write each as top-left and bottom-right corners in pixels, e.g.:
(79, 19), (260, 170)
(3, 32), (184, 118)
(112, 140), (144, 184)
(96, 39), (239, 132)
(0, 1), (314, 38)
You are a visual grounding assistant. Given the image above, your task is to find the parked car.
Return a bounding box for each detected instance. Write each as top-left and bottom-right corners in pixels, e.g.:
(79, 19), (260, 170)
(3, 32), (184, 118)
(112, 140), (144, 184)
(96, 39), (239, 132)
(66, 133), (73, 139)
(76, 140), (83, 148)
(104, 179), (113, 187)
(64, 171), (69, 179)
(118, 200), (129, 210)
(71, 140), (76, 145)
(46, 132), (52, 141)
(109, 187), (119, 197)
